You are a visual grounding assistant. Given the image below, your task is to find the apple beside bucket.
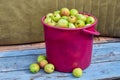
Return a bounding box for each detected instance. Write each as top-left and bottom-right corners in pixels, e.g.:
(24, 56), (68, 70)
(41, 8), (100, 73)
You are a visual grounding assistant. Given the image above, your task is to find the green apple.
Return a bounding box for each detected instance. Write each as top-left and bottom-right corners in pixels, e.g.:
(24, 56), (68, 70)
(29, 63), (40, 73)
(68, 15), (77, 23)
(75, 20), (85, 28)
(47, 20), (56, 26)
(44, 17), (52, 23)
(61, 16), (68, 20)
(70, 9), (78, 16)
(86, 16), (95, 24)
(46, 13), (53, 18)
(54, 10), (60, 14)
(52, 13), (61, 22)
(60, 8), (70, 16)
(39, 59), (48, 68)
(72, 68), (83, 78)
(44, 64), (55, 73)
(76, 14), (87, 21)
(37, 55), (46, 62)
(85, 23), (91, 26)
(44, 18), (56, 26)
(68, 23), (76, 28)
(57, 19), (69, 28)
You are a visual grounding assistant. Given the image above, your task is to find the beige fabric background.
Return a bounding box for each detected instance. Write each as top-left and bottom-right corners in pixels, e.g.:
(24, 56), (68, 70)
(0, 0), (120, 45)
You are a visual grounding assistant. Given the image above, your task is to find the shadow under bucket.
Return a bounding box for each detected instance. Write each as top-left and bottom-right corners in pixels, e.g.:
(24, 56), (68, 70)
(41, 13), (100, 72)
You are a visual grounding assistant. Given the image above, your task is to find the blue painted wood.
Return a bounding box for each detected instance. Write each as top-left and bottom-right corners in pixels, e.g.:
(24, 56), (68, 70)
(0, 42), (120, 80)
(93, 42), (120, 49)
(0, 61), (120, 80)
(0, 48), (46, 58)
(0, 49), (119, 72)
(0, 42), (120, 57)
(0, 42), (120, 72)
(0, 55), (37, 72)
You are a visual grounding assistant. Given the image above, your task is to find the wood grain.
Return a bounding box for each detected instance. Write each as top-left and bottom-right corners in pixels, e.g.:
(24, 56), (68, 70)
(0, 37), (120, 52)
(97, 0), (108, 36)
(0, 61), (120, 80)
(66, 0), (75, 9)
(58, 0), (67, 9)
(0, 41), (120, 79)
(91, 0), (99, 29)
(105, 0), (116, 36)
(0, 42), (120, 71)
(75, 0), (84, 12)
(83, 0), (92, 13)
(113, 0), (120, 37)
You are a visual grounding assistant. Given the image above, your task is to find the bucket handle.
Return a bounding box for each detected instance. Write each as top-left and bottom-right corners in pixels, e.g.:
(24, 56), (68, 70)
(83, 29), (100, 35)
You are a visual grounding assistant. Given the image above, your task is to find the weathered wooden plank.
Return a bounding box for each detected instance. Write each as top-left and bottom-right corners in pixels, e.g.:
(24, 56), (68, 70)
(92, 47), (120, 63)
(46, 0), (58, 13)
(91, 0), (99, 18)
(105, 0), (116, 36)
(91, 0), (99, 29)
(97, 0), (108, 36)
(58, 0), (67, 9)
(75, 0), (84, 12)
(93, 42), (120, 49)
(113, 0), (120, 37)
(0, 49), (119, 72)
(66, 0), (75, 9)
(0, 43), (45, 52)
(83, 0), (92, 13)
(1, 42), (120, 57)
(0, 37), (119, 52)
(0, 42), (120, 72)
(0, 61), (120, 80)
(0, 55), (37, 72)
(94, 37), (120, 44)
(30, 0), (50, 42)
(0, 49), (46, 58)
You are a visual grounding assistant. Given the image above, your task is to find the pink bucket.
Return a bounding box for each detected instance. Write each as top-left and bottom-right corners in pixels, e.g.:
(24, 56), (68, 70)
(41, 13), (100, 72)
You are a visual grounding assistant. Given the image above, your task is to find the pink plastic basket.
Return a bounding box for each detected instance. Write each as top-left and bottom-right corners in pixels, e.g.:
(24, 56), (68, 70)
(41, 13), (100, 72)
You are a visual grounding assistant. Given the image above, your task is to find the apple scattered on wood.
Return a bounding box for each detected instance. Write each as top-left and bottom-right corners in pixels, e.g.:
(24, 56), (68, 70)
(29, 54), (84, 78)
(29, 63), (40, 73)
(30, 55), (55, 74)
(72, 68), (83, 78)
(44, 8), (95, 28)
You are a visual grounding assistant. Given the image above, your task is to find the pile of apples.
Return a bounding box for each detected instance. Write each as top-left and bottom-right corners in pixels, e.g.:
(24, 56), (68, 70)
(29, 55), (83, 78)
(29, 55), (55, 74)
(44, 8), (95, 28)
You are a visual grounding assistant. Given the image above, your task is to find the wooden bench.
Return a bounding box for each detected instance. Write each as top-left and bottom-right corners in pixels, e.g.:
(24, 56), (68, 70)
(0, 37), (120, 80)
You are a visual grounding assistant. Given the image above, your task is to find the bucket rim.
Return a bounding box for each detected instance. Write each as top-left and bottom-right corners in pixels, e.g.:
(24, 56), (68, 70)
(41, 12), (98, 31)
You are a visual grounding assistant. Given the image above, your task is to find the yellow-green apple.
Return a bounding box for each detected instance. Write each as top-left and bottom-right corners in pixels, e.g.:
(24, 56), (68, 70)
(68, 23), (76, 28)
(76, 14), (87, 21)
(60, 8), (70, 16)
(70, 9), (78, 16)
(29, 63), (40, 73)
(52, 13), (61, 22)
(68, 15), (77, 23)
(61, 16), (68, 20)
(46, 13), (53, 18)
(44, 64), (55, 73)
(57, 19), (69, 28)
(86, 16), (95, 24)
(75, 20), (85, 28)
(37, 55), (46, 62)
(72, 68), (83, 78)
